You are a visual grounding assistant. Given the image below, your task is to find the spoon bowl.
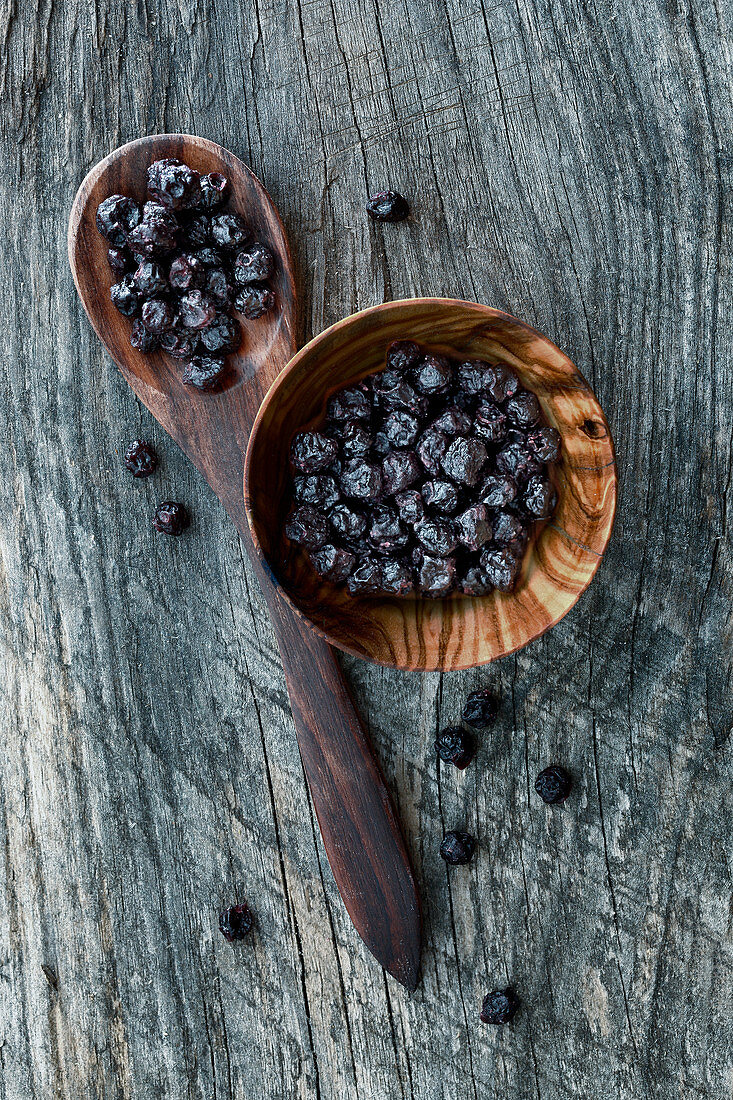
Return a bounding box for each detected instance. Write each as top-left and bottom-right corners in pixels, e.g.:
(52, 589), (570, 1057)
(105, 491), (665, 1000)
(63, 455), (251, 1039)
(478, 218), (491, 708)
(245, 298), (617, 671)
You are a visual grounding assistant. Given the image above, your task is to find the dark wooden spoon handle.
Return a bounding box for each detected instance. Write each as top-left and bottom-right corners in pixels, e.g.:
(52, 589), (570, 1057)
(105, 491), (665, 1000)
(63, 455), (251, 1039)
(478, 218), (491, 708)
(238, 524), (421, 990)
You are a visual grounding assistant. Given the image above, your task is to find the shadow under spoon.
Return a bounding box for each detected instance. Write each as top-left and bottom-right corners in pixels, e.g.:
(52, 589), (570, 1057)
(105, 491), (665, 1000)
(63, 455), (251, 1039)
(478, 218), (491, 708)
(67, 133), (421, 991)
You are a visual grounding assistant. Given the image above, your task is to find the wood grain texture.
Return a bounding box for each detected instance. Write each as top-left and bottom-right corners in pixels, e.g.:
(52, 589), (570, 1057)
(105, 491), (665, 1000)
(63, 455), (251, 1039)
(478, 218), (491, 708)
(246, 298), (616, 669)
(69, 133), (421, 989)
(1, 0), (731, 1096)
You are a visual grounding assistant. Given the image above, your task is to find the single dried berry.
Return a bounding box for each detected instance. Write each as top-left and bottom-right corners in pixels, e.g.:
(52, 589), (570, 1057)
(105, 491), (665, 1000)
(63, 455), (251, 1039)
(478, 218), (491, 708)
(133, 260), (169, 298)
(368, 506), (408, 553)
(204, 267), (233, 307)
(111, 276), (141, 317)
(366, 190), (409, 222)
(210, 212), (251, 251)
(418, 554), (456, 597)
(294, 474), (340, 510)
(233, 243), (275, 285)
(495, 441), (541, 483)
(127, 204), (179, 255)
(460, 566), (493, 596)
(178, 290), (217, 330)
(481, 546), (522, 591)
(522, 475), (557, 518)
(462, 688), (499, 728)
(183, 216), (211, 249)
(182, 356), (227, 391)
(394, 489), (424, 525)
(341, 459), (383, 501)
(234, 284), (275, 318)
(159, 330), (197, 360)
(290, 431), (338, 473)
(386, 340), (421, 371)
(484, 363), (520, 403)
(219, 903), (253, 942)
(341, 423), (372, 460)
(130, 318), (159, 352)
(96, 194), (141, 246)
(310, 543), (355, 583)
(492, 511), (529, 552)
(108, 245), (133, 274)
(198, 172), (230, 212)
(327, 386), (371, 423)
(506, 391), (541, 429)
(455, 504), (492, 550)
(285, 505), (329, 550)
(480, 473), (517, 509)
(141, 298), (175, 334)
(456, 359), (490, 395)
(329, 505), (366, 546)
(169, 253), (205, 291)
(441, 437), (487, 487)
(535, 765), (572, 804)
(435, 727), (475, 769)
(379, 558), (413, 596)
(480, 988), (519, 1025)
(432, 407), (472, 436)
(199, 314), (242, 355)
(416, 427), (449, 475)
(473, 400), (507, 445)
(347, 556), (383, 595)
(415, 518), (457, 557)
(384, 409), (419, 449)
(382, 450), (421, 495)
(423, 479), (460, 514)
(124, 439), (157, 478)
(153, 501), (188, 536)
(413, 353), (452, 396)
(147, 158), (201, 211)
(527, 426), (561, 463)
(440, 831), (476, 865)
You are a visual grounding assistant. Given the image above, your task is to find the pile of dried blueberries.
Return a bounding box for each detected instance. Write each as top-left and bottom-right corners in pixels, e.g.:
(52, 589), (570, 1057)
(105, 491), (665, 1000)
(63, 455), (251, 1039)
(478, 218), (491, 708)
(96, 157), (276, 391)
(286, 339), (560, 597)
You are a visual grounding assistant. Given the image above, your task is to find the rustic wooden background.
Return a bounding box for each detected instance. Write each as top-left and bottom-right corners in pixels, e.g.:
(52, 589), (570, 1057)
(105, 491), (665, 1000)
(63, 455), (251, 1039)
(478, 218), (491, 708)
(1, 0), (731, 1095)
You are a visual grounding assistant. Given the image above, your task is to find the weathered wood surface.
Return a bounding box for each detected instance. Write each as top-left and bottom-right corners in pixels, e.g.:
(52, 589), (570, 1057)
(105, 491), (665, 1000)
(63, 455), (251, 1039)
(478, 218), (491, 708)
(0, 0), (731, 1095)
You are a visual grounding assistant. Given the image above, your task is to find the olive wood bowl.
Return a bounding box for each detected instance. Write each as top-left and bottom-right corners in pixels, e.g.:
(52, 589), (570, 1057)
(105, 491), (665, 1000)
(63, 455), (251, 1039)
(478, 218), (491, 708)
(245, 299), (617, 671)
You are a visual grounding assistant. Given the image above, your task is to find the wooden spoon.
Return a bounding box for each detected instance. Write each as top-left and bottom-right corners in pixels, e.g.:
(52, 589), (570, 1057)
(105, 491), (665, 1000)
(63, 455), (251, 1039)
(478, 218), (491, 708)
(67, 134), (421, 991)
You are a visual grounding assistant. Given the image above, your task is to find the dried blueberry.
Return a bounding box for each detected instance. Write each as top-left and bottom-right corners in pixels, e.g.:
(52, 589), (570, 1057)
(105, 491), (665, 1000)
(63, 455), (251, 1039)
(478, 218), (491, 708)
(495, 441), (541, 483)
(330, 504), (367, 543)
(341, 422), (372, 460)
(130, 318), (159, 352)
(108, 245), (133, 274)
(127, 205), (179, 255)
(484, 363), (520, 403)
(96, 195), (141, 247)
(169, 253), (205, 291)
(327, 387), (371, 423)
(479, 473), (517, 510)
(234, 284), (275, 318)
(439, 831), (476, 865)
(285, 505), (329, 550)
(178, 290), (217, 330)
(415, 519), (457, 557)
(110, 276), (141, 317)
(133, 260), (168, 298)
(384, 409), (419, 449)
(141, 298), (175, 334)
(369, 506), (408, 553)
(366, 190), (409, 221)
(124, 439), (157, 478)
(527, 426), (561, 463)
(310, 544), (355, 583)
(233, 243), (275, 285)
(535, 765), (572, 804)
(506, 391), (541, 429)
(460, 566), (493, 596)
(219, 903), (253, 942)
(492, 511), (529, 552)
(456, 359), (490, 395)
(153, 501), (188, 536)
(480, 988), (519, 1025)
(432, 408), (472, 436)
(199, 313), (242, 355)
(198, 172), (230, 212)
(418, 553), (456, 597)
(210, 212), (251, 251)
(522, 475), (557, 518)
(204, 267), (233, 306)
(347, 556), (383, 595)
(441, 437), (487, 487)
(394, 489), (425, 525)
(379, 558), (413, 596)
(416, 427), (449, 475)
(183, 215), (211, 250)
(147, 158), (201, 211)
(341, 459), (383, 501)
(294, 474), (340, 510)
(290, 431), (338, 473)
(473, 400), (507, 445)
(159, 330), (197, 360)
(182, 356), (227, 391)
(382, 450), (421, 495)
(480, 546), (522, 591)
(386, 340), (421, 372)
(413, 353), (452, 396)
(435, 727), (475, 769)
(462, 688), (499, 728)
(455, 504), (492, 550)
(422, 479), (460, 514)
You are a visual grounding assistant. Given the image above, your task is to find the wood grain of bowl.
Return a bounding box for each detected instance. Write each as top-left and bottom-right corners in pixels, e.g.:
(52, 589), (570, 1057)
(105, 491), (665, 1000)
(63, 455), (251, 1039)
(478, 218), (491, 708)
(245, 299), (617, 671)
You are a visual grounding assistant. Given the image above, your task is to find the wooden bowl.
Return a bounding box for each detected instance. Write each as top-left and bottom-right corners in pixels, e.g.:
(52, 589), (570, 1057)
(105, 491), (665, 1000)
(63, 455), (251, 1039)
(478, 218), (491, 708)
(245, 299), (617, 671)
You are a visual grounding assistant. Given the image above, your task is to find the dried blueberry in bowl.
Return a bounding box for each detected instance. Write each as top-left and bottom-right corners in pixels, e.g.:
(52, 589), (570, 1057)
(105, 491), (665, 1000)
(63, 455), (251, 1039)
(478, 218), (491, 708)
(283, 340), (561, 601)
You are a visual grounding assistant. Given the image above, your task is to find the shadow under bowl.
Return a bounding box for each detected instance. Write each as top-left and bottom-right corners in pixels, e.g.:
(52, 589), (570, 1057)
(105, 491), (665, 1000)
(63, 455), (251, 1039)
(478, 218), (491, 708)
(245, 298), (617, 671)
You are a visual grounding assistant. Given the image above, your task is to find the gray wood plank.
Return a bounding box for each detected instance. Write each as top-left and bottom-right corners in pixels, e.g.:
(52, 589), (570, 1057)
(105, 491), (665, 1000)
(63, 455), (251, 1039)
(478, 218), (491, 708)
(0, 0), (731, 1095)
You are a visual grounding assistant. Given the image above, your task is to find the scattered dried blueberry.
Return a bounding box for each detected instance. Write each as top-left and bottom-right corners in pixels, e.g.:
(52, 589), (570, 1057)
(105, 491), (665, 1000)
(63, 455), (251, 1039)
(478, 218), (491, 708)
(124, 439), (157, 478)
(435, 727), (475, 769)
(182, 356), (227, 392)
(199, 314), (242, 355)
(233, 243), (275, 285)
(440, 831), (476, 865)
(366, 190), (410, 222)
(219, 903), (253, 942)
(480, 988), (519, 1025)
(153, 501), (188, 536)
(481, 546), (522, 591)
(522, 475), (557, 519)
(462, 688), (499, 729)
(534, 765), (572, 804)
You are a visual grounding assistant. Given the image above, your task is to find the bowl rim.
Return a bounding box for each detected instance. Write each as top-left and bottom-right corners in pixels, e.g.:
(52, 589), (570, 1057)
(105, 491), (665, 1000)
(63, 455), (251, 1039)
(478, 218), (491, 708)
(245, 297), (618, 669)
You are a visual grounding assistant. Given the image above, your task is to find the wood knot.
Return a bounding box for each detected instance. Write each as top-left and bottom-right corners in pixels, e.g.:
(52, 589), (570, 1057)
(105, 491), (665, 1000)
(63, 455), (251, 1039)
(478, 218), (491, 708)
(580, 419), (606, 439)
